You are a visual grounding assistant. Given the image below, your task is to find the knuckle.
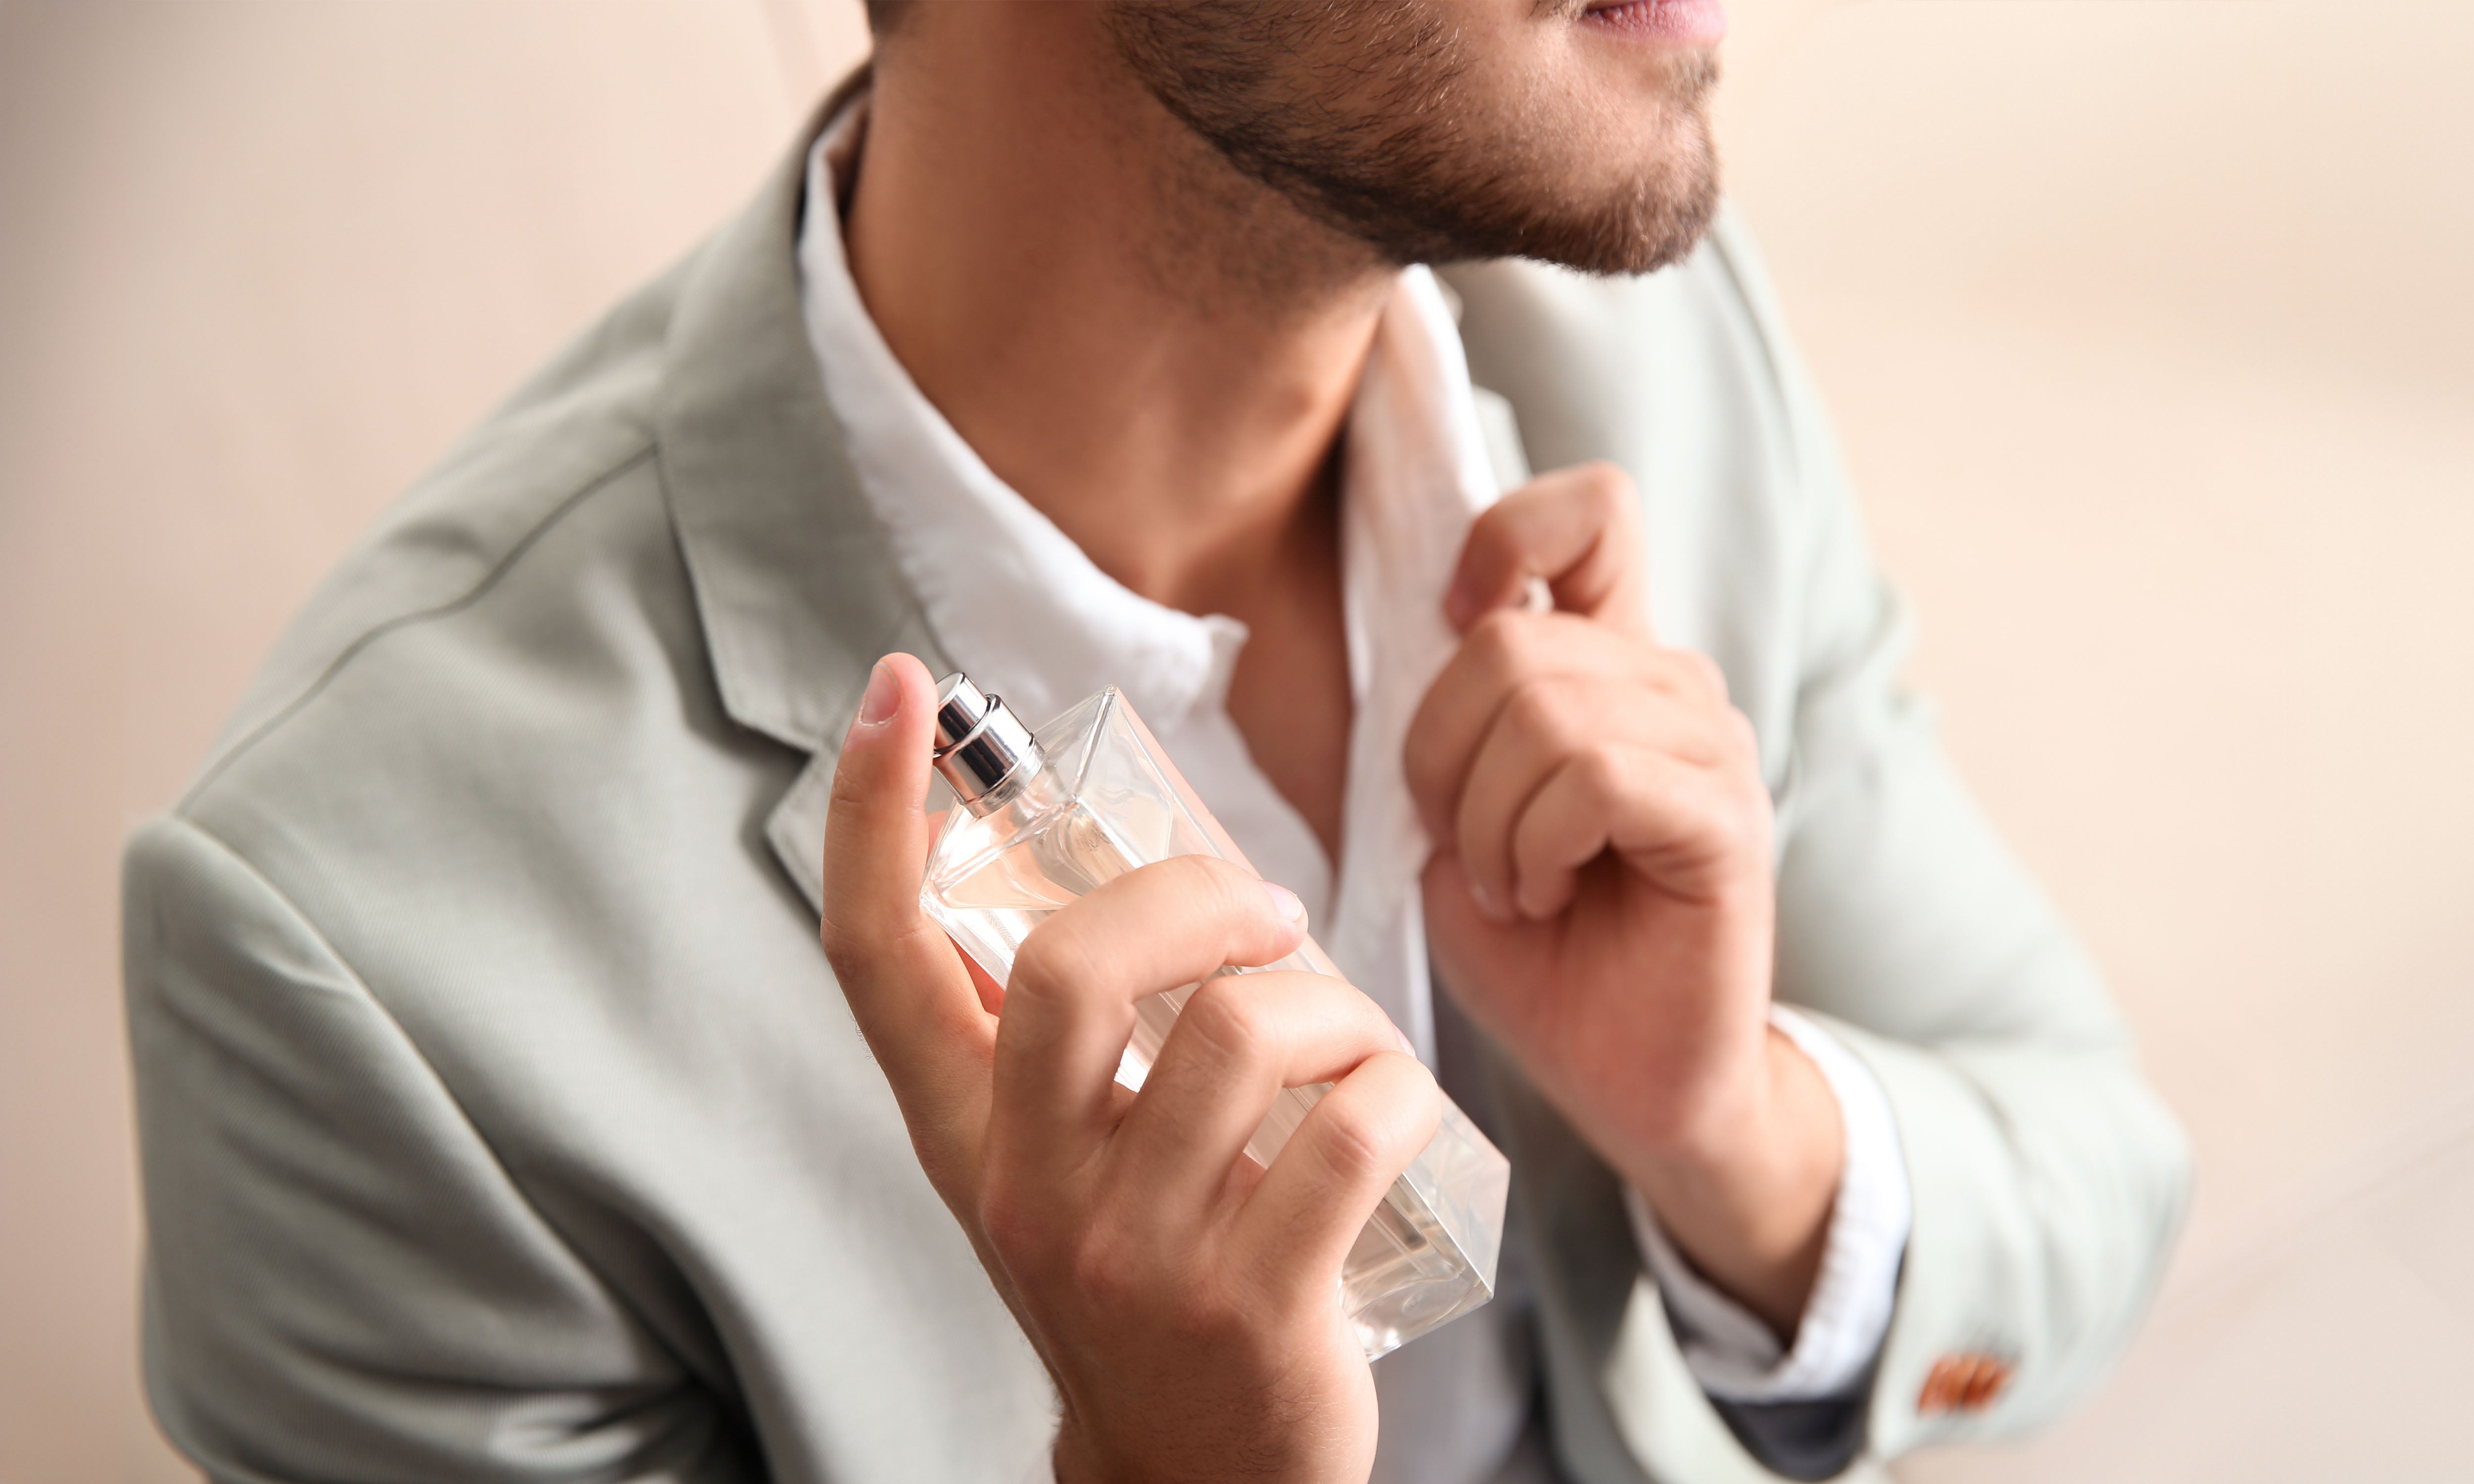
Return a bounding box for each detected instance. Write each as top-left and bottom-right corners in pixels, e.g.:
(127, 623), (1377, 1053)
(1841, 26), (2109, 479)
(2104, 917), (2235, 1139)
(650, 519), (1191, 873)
(1468, 607), (1539, 677)
(1004, 934), (1058, 1003)
(1065, 1229), (1140, 1310)
(1313, 1106), (1389, 1187)
(1506, 675), (1590, 754)
(1178, 982), (1272, 1069)
(1468, 497), (1521, 552)
(1578, 742), (1630, 798)
(1696, 777), (1771, 861)
(1467, 605), (1521, 655)
(1317, 1069), (1432, 1187)
(1503, 678), (1561, 742)
(1006, 927), (1093, 1010)
(825, 765), (875, 815)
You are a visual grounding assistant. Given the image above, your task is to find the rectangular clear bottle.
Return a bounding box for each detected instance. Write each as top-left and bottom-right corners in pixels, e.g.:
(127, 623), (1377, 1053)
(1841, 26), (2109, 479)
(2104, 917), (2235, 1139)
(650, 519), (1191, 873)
(920, 679), (1510, 1360)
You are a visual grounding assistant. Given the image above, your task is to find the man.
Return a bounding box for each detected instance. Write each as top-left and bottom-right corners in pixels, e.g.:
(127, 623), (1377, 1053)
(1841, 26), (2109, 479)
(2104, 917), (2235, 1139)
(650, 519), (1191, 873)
(123, 1), (2189, 1481)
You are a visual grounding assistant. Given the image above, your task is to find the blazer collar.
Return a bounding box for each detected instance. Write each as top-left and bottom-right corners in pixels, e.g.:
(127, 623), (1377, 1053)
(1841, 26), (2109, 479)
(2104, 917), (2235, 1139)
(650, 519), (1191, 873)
(654, 72), (949, 913)
(655, 70), (948, 769)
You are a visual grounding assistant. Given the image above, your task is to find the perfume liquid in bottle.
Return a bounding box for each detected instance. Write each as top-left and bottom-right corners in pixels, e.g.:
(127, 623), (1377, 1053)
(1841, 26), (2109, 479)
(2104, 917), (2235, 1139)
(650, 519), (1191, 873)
(919, 673), (1510, 1360)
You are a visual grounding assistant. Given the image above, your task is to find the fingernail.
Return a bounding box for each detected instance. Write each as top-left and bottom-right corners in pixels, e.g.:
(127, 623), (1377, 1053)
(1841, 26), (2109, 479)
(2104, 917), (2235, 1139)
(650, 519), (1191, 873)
(1394, 1025), (1419, 1058)
(856, 661), (901, 727)
(1443, 581), (1477, 631)
(1470, 880), (1502, 920)
(1263, 880), (1306, 925)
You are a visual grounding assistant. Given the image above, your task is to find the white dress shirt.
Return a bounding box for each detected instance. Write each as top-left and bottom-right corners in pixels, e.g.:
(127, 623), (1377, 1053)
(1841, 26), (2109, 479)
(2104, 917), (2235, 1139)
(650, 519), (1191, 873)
(797, 100), (1909, 1480)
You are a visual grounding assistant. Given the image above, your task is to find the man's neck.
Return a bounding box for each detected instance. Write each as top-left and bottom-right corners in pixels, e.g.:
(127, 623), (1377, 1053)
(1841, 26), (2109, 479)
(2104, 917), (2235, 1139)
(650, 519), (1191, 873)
(843, 8), (1393, 620)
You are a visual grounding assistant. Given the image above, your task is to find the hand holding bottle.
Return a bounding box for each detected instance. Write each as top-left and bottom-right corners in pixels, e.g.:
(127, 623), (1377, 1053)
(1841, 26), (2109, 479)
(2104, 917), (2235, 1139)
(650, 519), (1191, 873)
(1406, 463), (1845, 1337)
(822, 653), (1440, 1484)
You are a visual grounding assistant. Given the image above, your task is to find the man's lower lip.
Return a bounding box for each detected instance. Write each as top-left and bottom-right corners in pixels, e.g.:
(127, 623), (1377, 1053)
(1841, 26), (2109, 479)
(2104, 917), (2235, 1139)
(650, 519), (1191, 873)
(1581, 0), (1728, 46)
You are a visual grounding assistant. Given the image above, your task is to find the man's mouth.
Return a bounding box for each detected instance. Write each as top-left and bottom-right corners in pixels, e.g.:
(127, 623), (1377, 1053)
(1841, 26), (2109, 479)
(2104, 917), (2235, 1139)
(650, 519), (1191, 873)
(1579, 0), (1728, 47)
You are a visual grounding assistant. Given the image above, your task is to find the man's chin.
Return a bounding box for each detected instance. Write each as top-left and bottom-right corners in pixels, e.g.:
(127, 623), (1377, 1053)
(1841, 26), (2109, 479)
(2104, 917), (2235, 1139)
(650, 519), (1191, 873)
(1529, 191), (1717, 277)
(1498, 124), (1719, 276)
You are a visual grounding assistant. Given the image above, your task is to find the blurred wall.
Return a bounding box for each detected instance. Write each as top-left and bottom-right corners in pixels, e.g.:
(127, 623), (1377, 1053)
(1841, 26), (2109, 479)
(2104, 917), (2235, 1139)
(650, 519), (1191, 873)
(1, 2), (2468, 1481)
(1719, 7), (2474, 1480)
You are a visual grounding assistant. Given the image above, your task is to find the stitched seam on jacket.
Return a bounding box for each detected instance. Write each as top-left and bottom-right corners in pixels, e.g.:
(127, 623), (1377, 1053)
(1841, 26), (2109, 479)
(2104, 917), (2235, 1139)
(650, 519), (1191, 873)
(179, 444), (658, 812)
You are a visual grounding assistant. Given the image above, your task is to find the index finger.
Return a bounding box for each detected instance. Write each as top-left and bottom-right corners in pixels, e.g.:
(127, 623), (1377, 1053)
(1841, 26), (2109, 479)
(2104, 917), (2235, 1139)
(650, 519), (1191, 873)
(1444, 462), (1650, 636)
(1402, 611), (1653, 844)
(820, 654), (996, 1154)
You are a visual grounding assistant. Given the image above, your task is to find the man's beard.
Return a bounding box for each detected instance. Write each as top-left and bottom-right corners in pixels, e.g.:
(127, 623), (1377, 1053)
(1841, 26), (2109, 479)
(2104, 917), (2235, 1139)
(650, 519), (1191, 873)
(1105, 0), (1720, 276)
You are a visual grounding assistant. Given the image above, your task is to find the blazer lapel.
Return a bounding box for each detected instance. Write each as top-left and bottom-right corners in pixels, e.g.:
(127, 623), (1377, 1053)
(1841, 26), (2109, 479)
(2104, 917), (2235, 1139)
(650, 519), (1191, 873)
(651, 85), (950, 915)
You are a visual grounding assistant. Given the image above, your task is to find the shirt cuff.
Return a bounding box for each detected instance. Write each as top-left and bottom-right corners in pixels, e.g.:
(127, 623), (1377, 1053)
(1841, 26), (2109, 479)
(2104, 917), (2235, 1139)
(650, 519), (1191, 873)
(1624, 1003), (1911, 1404)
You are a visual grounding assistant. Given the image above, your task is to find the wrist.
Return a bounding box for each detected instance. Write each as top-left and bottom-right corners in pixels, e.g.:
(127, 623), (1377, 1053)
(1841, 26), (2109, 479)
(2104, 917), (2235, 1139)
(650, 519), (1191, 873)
(1625, 1023), (1844, 1335)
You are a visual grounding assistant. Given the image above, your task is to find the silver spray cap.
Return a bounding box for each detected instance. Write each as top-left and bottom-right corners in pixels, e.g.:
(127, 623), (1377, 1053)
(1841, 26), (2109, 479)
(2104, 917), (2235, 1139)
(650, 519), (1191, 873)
(931, 672), (1044, 812)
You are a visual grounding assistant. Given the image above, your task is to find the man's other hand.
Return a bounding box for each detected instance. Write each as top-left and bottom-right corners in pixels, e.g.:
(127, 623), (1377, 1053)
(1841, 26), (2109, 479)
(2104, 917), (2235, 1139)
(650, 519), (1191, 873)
(822, 653), (1438, 1484)
(1408, 464), (1844, 1338)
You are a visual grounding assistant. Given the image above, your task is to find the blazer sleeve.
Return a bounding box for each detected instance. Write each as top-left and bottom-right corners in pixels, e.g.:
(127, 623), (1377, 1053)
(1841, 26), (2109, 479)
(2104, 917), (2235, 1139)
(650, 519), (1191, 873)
(122, 813), (752, 1484)
(1723, 215), (2194, 1461)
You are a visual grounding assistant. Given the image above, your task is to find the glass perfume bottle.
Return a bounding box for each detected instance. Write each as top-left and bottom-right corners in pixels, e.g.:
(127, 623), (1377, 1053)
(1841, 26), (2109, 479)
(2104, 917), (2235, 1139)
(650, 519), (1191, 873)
(919, 672), (1510, 1361)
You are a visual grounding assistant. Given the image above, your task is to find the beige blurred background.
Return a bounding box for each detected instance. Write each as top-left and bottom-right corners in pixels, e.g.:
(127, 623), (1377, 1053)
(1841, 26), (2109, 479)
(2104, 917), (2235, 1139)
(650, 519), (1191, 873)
(2, 1), (2469, 1480)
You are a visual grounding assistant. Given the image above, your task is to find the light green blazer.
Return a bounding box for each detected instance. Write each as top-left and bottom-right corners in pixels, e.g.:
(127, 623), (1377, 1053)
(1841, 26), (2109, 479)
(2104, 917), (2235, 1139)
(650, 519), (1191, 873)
(123, 100), (2189, 1484)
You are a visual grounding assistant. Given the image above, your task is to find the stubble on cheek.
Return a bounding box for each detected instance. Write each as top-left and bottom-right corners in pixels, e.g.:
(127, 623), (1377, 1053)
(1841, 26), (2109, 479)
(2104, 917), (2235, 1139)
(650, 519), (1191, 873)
(1108, 0), (1723, 277)
(1401, 30), (1719, 275)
